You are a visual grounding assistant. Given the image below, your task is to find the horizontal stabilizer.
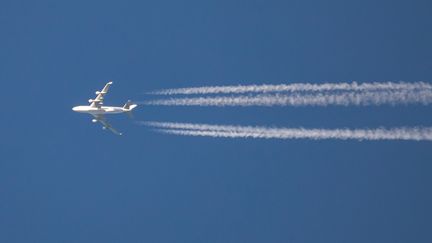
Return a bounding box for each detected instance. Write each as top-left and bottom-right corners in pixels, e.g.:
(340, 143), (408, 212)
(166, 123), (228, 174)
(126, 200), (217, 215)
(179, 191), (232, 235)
(123, 100), (138, 111)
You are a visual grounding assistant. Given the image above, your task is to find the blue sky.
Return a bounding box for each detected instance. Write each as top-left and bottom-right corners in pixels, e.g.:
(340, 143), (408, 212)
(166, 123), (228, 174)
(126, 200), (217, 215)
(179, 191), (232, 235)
(1, 0), (432, 242)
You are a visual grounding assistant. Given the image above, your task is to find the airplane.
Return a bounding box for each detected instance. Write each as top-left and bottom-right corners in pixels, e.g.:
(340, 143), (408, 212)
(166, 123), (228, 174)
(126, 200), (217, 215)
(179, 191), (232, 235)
(72, 81), (137, 135)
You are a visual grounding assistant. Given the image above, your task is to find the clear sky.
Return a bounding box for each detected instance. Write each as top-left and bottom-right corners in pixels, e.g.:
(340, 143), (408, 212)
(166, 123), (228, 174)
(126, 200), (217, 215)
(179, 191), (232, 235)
(1, 0), (432, 242)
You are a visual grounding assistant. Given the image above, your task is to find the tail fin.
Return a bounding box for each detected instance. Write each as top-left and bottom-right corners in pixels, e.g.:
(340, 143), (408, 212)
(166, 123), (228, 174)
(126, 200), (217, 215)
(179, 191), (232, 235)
(123, 100), (137, 119)
(123, 100), (138, 111)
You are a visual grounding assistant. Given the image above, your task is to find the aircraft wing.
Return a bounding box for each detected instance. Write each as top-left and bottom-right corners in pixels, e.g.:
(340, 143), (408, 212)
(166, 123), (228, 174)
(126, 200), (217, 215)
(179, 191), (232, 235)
(92, 114), (122, 135)
(90, 81), (113, 108)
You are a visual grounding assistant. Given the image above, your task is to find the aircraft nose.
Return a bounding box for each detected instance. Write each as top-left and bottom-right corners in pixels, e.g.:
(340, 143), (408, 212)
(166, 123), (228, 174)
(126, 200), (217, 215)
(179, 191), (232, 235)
(72, 107), (78, 111)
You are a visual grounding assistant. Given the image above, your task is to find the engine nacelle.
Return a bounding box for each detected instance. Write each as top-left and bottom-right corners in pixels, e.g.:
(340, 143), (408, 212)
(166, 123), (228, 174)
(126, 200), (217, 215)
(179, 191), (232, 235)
(102, 126), (107, 130)
(92, 119), (98, 123)
(88, 99), (94, 103)
(95, 91), (101, 95)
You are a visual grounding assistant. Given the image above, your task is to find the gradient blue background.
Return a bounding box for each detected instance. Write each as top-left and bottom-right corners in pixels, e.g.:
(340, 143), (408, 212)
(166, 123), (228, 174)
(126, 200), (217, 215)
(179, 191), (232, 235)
(1, 0), (432, 242)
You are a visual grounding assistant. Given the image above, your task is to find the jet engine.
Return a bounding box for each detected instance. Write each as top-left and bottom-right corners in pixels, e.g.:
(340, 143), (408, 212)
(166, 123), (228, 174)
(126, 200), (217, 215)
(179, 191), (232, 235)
(92, 119), (98, 123)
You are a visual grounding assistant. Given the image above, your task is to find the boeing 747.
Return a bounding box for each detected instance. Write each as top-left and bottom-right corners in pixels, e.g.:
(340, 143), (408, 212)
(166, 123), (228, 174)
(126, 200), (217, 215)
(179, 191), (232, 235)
(72, 81), (137, 135)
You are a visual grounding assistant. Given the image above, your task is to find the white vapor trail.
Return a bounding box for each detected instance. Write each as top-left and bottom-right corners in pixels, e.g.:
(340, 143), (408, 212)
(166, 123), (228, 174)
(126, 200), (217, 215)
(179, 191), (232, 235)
(140, 121), (432, 141)
(150, 82), (432, 95)
(143, 90), (432, 107)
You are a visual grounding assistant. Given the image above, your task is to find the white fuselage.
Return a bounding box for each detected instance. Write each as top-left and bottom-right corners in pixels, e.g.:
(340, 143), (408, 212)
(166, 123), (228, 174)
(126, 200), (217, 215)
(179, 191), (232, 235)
(72, 106), (126, 115)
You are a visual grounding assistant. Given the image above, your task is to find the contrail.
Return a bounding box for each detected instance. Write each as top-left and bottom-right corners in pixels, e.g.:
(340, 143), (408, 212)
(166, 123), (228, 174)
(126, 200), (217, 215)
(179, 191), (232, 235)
(142, 90), (432, 107)
(141, 121), (432, 141)
(149, 82), (432, 95)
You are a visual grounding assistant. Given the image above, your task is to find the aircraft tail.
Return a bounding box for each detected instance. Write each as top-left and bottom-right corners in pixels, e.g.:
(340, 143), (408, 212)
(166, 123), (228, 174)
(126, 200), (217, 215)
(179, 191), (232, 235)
(124, 100), (137, 119)
(123, 100), (137, 110)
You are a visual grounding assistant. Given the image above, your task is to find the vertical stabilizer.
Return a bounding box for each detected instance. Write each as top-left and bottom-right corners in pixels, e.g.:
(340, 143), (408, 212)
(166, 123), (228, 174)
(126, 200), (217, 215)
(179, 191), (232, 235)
(123, 100), (137, 119)
(123, 100), (137, 111)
